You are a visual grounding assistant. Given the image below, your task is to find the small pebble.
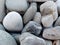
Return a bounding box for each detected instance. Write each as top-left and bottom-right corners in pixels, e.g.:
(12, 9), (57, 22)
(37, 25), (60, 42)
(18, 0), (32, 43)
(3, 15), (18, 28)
(19, 32), (46, 45)
(43, 26), (60, 40)
(41, 15), (53, 27)
(0, 30), (17, 45)
(22, 21), (42, 36)
(6, 0), (28, 12)
(0, 0), (5, 22)
(3, 11), (23, 31)
(23, 3), (37, 24)
(33, 12), (41, 24)
(40, 1), (58, 21)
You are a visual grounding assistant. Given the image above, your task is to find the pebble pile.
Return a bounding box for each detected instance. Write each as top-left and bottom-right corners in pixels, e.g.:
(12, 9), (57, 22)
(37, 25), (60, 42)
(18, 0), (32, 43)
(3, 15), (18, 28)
(0, 0), (60, 45)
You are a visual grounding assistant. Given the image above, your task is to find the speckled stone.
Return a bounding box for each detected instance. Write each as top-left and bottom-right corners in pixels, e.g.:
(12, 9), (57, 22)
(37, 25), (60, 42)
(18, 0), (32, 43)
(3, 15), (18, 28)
(41, 15), (53, 27)
(0, 24), (5, 30)
(19, 32), (46, 45)
(33, 12), (41, 24)
(22, 21), (42, 36)
(23, 3), (37, 24)
(6, 0), (28, 12)
(43, 26), (60, 40)
(40, 1), (58, 21)
(3, 11), (23, 31)
(0, 30), (17, 45)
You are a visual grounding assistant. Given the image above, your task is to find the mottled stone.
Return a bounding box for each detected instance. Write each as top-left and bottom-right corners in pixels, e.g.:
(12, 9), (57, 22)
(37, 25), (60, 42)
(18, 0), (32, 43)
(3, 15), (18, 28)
(0, 0), (5, 22)
(6, 0), (28, 12)
(23, 3), (37, 24)
(0, 24), (5, 30)
(43, 26), (60, 40)
(33, 12), (41, 24)
(19, 32), (46, 45)
(40, 1), (58, 21)
(3, 11), (23, 31)
(22, 21), (42, 36)
(41, 15), (53, 27)
(0, 30), (17, 45)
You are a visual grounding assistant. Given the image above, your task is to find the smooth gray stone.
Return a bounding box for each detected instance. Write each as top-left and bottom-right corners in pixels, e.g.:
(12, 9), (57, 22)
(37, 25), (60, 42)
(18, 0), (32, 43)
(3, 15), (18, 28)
(12, 33), (20, 43)
(23, 3), (37, 24)
(3, 11), (23, 31)
(6, 0), (28, 12)
(0, 24), (5, 30)
(0, 30), (17, 45)
(22, 21), (42, 36)
(19, 32), (46, 45)
(0, 0), (5, 22)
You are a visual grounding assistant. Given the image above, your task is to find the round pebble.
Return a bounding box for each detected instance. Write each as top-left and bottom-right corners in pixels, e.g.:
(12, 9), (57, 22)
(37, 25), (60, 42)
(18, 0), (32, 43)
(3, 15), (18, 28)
(43, 26), (60, 40)
(3, 11), (23, 31)
(20, 32), (46, 45)
(41, 15), (53, 27)
(22, 21), (42, 36)
(0, 30), (17, 45)
(23, 3), (37, 24)
(6, 0), (28, 12)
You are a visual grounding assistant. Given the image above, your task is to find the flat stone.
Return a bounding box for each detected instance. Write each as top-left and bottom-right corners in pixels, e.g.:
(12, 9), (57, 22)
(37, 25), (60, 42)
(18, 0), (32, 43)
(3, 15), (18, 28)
(6, 0), (28, 12)
(0, 0), (5, 22)
(40, 1), (58, 21)
(28, 0), (57, 2)
(19, 32), (46, 45)
(22, 21), (42, 36)
(3, 11), (23, 31)
(0, 30), (17, 45)
(55, 16), (60, 26)
(23, 3), (37, 24)
(33, 12), (41, 24)
(43, 26), (60, 40)
(41, 15), (53, 27)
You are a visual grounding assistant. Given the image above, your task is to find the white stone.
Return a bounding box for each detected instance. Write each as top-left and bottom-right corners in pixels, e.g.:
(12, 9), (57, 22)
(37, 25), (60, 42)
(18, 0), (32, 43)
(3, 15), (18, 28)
(33, 12), (41, 24)
(41, 15), (53, 27)
(3, 11), (23, 31)
(0, 0), (5, 22)
(40, 1), (58, 21)
(56, 0), (60, 14)
(23, 3), (37, 24)
(0, 30), (17, 45)
(43, 26), (60, 40)
(20, 32), (46, 45)
(22, 21), (42, 36)
(55, 16), (60, 26)
(6, 0), (28, 12)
